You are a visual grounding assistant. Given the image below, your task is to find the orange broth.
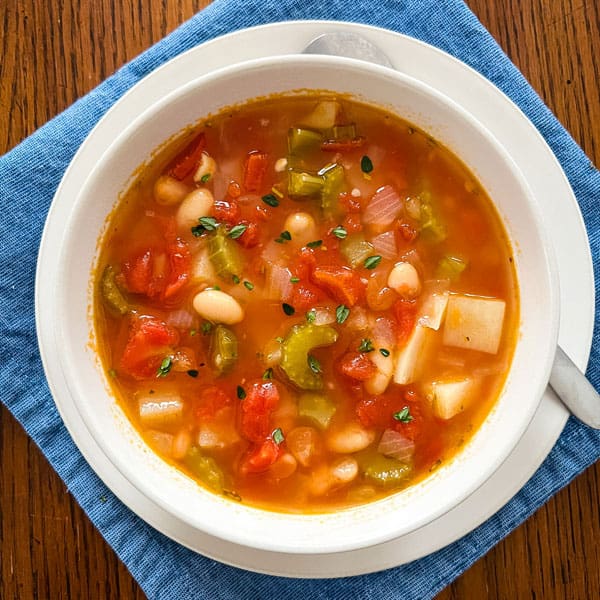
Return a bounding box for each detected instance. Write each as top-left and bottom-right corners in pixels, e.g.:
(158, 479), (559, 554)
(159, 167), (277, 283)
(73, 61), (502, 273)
(94, 95), (518, 513)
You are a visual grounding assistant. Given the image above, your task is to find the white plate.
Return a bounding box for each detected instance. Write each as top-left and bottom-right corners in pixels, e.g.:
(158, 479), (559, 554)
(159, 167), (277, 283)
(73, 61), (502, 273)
(36, 21), (595, 578)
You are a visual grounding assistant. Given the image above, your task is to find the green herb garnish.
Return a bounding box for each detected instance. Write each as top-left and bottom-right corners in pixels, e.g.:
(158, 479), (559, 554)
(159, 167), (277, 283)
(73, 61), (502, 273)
(358, 338), (375, 353)
(282, 303), (295, 316)
(306, 239), (323, 248)
(307, 354), (322, 374)
(201, 322), (212, 335)
(262, 367), (274, 380)
(275, 230), (292, 243)
(187, 369), (199, 378)
(290, 276), (300, 283)
(228, 224), (247, 239)
(262, 193), (280, 207)
(332, 225), (348, 239)
(306, 309), (316, 323)
(232, 274), (240, 284)
(156, 356), (173, 377)
(336, 304), (350, 324)
(200, 173), (211, 183)
(272, 427), (285, 445)
(243, 281), (254, 291)
(393, 406), (413, 423)
(379, 348), (390, 357)
(237, 385), (247, 400)
(360, 155), (374, 173)
(363, 255), (382, 270)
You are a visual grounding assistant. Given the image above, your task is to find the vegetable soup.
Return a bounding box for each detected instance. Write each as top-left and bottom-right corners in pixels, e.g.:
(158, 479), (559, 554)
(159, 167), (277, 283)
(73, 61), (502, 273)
(94, 95), (518, 513)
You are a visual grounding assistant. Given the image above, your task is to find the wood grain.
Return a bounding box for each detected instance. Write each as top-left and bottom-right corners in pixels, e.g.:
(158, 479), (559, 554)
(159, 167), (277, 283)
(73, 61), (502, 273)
(1, 1), (598, 598)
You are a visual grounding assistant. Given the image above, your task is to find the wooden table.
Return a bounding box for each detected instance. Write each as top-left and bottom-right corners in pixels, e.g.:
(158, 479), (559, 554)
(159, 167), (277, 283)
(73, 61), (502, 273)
(1, 1), (598, 597)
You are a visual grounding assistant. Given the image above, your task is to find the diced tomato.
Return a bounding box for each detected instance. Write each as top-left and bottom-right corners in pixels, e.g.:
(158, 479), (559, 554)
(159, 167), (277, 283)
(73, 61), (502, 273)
(338, 191), (362, 214)
(293, 247), (317, 280)
(120, 315), (178, 379)
(356, 389), (424, 440)
(163, 238), (191, 299)
(121, 237), (190, 302)
(212, 198), (241, 225)
(337, 351), (377, 381)
(393, 299), (417, 345)
(194, 385), (232, 422)
(342, 213), (363, 233)
(321, 137), (366, 152)
(289, 283), (321, 311)
(240, 380), (280, 442)
(236, 220), (260, 249)
(243, 151), (268, 193)
(241, 438), (281, 474)
(397, 220), (418, 242)
(311, 265), (365, 306)
(168, 133), (206, 180)
(254, 204), (271, 222)
(227, 181), (241, 198)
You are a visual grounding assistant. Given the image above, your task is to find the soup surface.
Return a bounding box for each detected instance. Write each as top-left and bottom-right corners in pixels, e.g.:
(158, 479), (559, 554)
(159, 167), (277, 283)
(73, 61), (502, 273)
(95, 95), (518, 513)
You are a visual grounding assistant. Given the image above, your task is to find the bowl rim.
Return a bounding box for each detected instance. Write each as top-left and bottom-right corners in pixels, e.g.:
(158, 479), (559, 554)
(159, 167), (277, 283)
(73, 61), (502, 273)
(44, 52), (560, 554)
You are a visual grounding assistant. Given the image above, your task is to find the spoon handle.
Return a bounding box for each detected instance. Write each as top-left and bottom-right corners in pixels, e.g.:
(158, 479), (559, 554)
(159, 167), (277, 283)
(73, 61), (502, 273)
(549, 346), (600, 429)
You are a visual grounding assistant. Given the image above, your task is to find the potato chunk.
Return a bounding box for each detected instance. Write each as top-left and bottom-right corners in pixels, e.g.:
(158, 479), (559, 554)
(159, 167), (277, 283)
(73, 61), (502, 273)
(442, 294), (506, 354)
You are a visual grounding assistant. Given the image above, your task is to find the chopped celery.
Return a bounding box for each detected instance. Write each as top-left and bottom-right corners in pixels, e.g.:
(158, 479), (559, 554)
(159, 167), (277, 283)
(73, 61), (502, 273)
(288, 127), (323, 154)
(340, 233), (374, 268)
(436, 255), (468, 280)
(298, 392), (336, 429)
(210, 324), (238, 374)
(280, 324), (338, 390)
(330, 123), (357, 140)
(416, 191), (446, 242)
(288, 170), (324, 198)
(207, 226), (244, 280)
(357, 448), (413, 489)
(100, 265), (129, 315)
(318, 163), (345, 216)
(183, 447), (224, 492)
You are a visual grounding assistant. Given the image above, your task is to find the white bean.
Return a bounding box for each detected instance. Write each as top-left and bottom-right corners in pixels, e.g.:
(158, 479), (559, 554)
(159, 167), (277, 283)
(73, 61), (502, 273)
(193, 152), (217, 184)
(284, 212), (317, 246)
(176, 188), (214, 233)
(326, 422), (376, 454)
(154, 175), (190, 205)
(171, 429), (191, 460)
(192, 289), (244, 324)
(331, 456), (359, 484)
(387, 262), (421, 299)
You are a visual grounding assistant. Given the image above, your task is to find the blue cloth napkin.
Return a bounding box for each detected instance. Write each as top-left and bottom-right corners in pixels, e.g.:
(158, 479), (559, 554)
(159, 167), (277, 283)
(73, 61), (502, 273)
(1, 0), (599, 598)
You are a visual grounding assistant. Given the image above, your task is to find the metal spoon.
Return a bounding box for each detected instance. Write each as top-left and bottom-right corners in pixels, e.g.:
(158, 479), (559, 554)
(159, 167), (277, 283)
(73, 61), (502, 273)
(303, 31), (600, 429)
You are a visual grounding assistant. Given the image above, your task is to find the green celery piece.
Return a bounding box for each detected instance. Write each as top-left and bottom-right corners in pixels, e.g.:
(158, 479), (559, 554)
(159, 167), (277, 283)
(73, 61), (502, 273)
(183, 447), (225, 492)
(436, 255), (468, 280)
(288, 170), (324, 198)
(280, 324), (338, 390)
(207, 226), (244, 280)
(210, 324), (238, 375)
(298, 392), (336, 429)
(340, 233), (374, 268)
(288, 127), (323, 154)
(318, 163), (345, 217)
(357, 449), (413, 489)
(416, 190), (447, 242)
(100, 265), (129, 316)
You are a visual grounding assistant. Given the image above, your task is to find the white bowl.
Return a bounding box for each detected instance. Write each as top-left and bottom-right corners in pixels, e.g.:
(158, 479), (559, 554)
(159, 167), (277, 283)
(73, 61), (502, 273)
(44, 54), (559, 555)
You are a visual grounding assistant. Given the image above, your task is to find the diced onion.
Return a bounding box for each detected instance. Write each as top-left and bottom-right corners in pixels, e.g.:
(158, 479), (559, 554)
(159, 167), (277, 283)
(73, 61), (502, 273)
(363, 185), (403, 227)
(371, 231), (398, 260)
(265, 263), (293, 301)
(313, 306), (336, 326)
(377, 429), (415, 461)
(166, 309), (195, 330)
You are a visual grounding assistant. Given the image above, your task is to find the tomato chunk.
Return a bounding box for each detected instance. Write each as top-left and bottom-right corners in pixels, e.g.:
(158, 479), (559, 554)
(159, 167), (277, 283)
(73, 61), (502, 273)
(212, 198), (241, 225)
(393, 299), (417, 345)
(236, 220), (260, 249)
(120, 315), (178, 379)
(243, 151), (268, 193)
(337, 351), (377, 381)
(168, 133), (206, 180)
(311, 265), (365, 306)
(194, 385), (232, 422)
(240, 380), (280, 442)
(241, 438), (281, 474)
